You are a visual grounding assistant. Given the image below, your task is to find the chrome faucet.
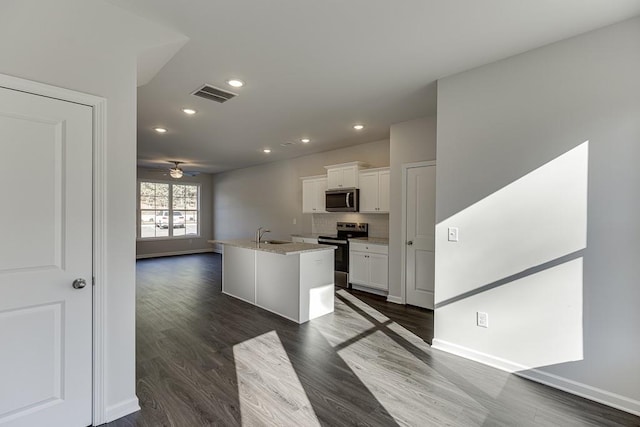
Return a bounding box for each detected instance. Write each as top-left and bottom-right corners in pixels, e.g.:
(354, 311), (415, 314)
(255, 226), (271, 243)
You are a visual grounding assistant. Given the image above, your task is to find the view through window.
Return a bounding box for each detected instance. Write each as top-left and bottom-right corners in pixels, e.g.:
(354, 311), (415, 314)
(139, 181), (199, 238)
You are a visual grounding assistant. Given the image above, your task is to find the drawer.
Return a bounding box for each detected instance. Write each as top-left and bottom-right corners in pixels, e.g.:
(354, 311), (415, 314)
(350, 242), (388, 255)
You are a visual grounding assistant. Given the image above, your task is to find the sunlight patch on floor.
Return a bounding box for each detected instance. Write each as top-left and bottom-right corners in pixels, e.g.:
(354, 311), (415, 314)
(233, 331), (320, 427)
(336, 289), (390, 323)
(337, 329), (489, 425)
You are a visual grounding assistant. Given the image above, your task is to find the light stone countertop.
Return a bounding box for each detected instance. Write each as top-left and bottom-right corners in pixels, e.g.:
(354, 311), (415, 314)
(290, 233), (325, 239)
(349, 237), (389, 245)
(209, 239), (337, 255)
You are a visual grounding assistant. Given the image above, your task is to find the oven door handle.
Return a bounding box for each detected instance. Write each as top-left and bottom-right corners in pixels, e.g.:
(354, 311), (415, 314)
(318, 239), (348, 245)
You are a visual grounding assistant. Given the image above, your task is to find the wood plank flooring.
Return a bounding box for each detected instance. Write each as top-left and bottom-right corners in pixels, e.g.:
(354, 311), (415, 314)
(108, 253), (639, 426)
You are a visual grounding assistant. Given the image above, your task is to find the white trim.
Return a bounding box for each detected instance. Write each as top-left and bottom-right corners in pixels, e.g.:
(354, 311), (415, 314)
(386, 295), (403, 304)
(136, 248), (214, 259)
(105, 397), (141, 423)
(518, 368), (640, 417)
(0, 73), (111, 426)
(91, 98), (108, 426)
(351, 284), (388, 297)
(401, 160), (436, 306)
(431, 338), (527, 372)
(432, 339), (640, 417)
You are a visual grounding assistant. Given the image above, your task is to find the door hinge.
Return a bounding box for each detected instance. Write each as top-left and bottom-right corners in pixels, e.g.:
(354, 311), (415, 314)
(92, 276), (95, 286)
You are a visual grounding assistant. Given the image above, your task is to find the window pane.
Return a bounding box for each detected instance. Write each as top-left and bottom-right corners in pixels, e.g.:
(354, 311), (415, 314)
(185, 197), (198, 210)
(173, 197), (185, 209)
(184, 211), (197, 235)
(138, 182), (199, 239)
(140, 210), (156, 238)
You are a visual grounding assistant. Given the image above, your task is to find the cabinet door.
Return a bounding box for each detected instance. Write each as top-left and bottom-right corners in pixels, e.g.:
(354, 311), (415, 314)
(315, 178), (327, 212)
(302, 179), (315, 213)
(378, 170), (390, 213)
(358, 172), (379, 213)
(327, 169), (342, 189)
(342, 166), (358, 188)
(349, 251), (368, 285)
(368, 253), (388, 290)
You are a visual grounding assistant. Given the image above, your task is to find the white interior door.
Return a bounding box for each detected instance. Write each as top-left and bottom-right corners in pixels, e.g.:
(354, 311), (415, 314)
(0, 86), (93, 426)
(405, 163), (436, 309)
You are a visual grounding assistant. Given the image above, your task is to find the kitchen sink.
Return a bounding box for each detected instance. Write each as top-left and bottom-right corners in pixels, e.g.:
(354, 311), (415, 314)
(253, 240), (291, 245)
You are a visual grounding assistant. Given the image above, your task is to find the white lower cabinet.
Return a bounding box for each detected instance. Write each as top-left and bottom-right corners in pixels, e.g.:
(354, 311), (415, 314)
(349, 242), (388, 292)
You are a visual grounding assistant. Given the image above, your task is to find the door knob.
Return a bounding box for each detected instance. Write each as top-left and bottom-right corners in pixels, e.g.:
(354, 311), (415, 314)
(72, 278), (87, 289)
(407, 240), (413, 246)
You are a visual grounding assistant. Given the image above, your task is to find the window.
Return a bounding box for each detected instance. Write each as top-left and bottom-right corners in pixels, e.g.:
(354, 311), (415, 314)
(138, 181), (200, 239)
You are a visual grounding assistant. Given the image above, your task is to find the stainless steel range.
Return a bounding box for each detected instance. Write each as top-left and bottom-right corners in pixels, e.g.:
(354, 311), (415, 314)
(318, 222), (368, 287)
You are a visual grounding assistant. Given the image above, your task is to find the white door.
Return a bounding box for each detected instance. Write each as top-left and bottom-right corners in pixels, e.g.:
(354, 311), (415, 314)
(314, 178), (327, 213)
(378, 170), (390, 213)
(0, 86), (93, 426)
(405, 163), (436, 309)
(358, 172), (378, 213)
(368, 254), (389, 291)
(302, 179), (315, 213)
(349, 252), (368, 285)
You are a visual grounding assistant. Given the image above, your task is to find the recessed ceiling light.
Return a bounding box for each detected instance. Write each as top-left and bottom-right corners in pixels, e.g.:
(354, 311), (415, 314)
(301, 138), (310, 143)
(263, 149), (271, 153)
(227, 79), (244, 88)
(353, 124), (364, 130)
(182, 108), (197, 115)
(154, 127), (167, 133)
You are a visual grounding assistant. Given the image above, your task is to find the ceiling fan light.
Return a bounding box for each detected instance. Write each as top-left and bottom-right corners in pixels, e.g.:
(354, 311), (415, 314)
(170, 168), (183, 179)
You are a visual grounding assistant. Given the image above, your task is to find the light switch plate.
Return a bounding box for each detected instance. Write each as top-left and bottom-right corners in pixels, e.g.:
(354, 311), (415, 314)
(477, 312), (488, 328)
(448, 227), (459, 242)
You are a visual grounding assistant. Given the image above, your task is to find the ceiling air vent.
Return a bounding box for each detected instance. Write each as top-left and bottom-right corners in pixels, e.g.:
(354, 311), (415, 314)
(192, 84), (237, 103)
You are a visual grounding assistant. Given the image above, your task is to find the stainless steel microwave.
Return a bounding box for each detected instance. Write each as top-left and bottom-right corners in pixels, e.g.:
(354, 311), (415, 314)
(325, 188), (359, 212)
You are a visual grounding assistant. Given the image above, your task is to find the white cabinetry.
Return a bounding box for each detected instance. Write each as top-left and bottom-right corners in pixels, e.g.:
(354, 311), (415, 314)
(301, 176), (327, 213)
(359, 168), (390, 213)
(349, 241), (388, 293)
(325, 161), (368, 189)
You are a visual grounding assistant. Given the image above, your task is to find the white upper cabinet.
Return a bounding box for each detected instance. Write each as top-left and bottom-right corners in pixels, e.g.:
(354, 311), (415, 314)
(325, 161), (368, 189)
(359, 168), (390, 213)
(301, 176), (327, 213)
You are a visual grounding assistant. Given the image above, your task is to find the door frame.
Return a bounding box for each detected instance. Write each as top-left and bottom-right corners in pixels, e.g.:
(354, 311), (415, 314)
(0, 73), (109, 426)
(400, 160), (436, 305)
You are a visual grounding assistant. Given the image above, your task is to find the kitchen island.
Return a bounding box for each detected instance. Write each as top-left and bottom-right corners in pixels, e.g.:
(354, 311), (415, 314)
(210, 239), (336, 324)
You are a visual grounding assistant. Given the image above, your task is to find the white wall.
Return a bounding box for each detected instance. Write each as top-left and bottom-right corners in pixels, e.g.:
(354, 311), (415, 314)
(0, 0), (186, 421)
(213, 139), (390, 243)
(434, 16), (640, 414)
(388, 117), (437, 301)
(136, 169), (214, 258)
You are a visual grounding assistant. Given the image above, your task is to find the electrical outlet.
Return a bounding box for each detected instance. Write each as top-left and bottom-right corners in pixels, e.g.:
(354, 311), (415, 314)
(448, 227), (459, 242)
(477, 312), (488, 328)
(293, 217), (297, 225)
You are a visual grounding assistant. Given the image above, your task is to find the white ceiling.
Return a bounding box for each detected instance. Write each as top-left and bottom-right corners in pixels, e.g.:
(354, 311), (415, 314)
(108, 0), (640, 174)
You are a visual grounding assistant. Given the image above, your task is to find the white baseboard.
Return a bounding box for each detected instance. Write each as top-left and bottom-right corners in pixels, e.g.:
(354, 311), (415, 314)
(431, 339), (640, 417)
(105, 397), (140, 423)
(517, 367), (640, 417)
(386, 295), (403, 304)
(136, 248), (214, 259)
(351, 284), (387, 297)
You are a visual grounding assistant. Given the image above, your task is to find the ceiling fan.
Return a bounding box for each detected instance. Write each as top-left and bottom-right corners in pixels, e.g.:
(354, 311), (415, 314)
(165, 161), (200, 179)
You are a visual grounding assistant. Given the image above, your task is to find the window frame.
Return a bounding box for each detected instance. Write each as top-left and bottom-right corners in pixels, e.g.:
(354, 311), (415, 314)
(136, 179), (201, 241)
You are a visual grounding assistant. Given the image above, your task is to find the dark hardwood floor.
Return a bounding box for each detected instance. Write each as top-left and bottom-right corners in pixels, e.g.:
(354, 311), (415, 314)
(108, 253), (639, 426)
